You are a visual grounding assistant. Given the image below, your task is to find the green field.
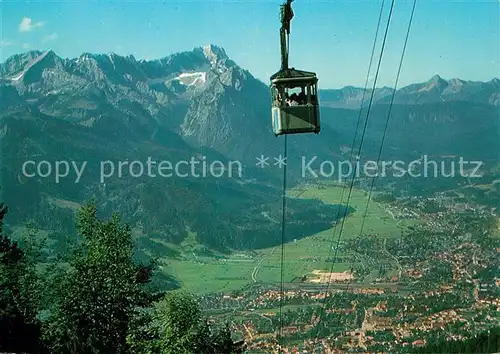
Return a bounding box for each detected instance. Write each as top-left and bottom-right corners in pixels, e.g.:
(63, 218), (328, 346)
(161, 182), (418, 294)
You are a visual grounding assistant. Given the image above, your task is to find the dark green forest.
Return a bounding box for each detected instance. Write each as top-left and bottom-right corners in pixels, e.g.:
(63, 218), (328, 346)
(410, 327), (500, 353)
(0, 201), (244, 354)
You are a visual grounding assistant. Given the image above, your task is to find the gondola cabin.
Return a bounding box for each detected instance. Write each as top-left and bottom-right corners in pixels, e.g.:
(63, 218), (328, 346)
(270, 68), (320, 136)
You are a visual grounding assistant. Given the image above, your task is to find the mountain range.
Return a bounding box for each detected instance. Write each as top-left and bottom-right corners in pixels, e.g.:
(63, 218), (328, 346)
(319, 75), (500, 108)
(0, 44), (499, 253)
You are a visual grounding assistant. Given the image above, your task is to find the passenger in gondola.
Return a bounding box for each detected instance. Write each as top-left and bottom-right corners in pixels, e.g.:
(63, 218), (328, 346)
(284, 92), (291, 106)
(298, 89), (306, 105)
(290, 93), (299, 106)
(273, 92), (280, 106)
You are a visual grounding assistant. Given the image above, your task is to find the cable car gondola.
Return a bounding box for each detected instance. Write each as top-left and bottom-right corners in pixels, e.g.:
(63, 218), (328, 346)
(270, 0), (320, 136)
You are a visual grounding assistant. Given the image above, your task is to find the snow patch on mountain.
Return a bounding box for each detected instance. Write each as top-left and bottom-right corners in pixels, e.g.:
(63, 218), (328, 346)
(176, 72), (207, 86)
(10, 71), (24, 81)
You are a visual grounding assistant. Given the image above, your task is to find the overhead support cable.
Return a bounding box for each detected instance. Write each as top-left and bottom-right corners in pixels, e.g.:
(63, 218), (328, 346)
(321, 0), (387, 297)
(320, 0), (396, 311)
(327, 0), (418, 337)
(278, 134), (288, 352)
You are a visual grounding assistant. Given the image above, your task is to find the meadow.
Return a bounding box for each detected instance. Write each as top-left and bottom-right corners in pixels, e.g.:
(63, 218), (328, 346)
(161, 181), (418, 294)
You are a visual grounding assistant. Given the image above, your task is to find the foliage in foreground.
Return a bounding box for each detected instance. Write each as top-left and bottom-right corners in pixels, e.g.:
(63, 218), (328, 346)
(0, 203), (43, 353)
(0, 201), (244, 353)
(128, 291), (244, 353)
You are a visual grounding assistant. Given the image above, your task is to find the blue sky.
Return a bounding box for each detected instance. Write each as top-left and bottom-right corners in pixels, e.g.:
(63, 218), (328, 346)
(0, 0), (498, 88)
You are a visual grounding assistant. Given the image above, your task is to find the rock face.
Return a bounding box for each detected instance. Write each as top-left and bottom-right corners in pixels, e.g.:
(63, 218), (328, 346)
(0, 46), (278, 164)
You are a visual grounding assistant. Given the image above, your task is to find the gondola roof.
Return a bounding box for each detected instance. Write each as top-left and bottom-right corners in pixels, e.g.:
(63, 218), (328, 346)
(270, 67), (318, 82)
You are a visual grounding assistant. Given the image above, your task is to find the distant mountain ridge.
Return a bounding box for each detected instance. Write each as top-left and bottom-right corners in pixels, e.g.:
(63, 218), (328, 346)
(2, 48), (498, 109)
(319, 74), (500, 109)
(0, 45), (499, 254)
(0, 46), (318, 162)
(1, 46), (497, 162)
(1, 45), (498, 170)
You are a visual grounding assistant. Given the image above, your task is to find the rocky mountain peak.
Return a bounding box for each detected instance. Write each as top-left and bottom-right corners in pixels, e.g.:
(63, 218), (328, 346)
(448, 78), (465, 87)
(489, 77), (500, 88)
(428, 74), (442, 82)
(201, 44), (228, 63)
(414, 74), (448, 93)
